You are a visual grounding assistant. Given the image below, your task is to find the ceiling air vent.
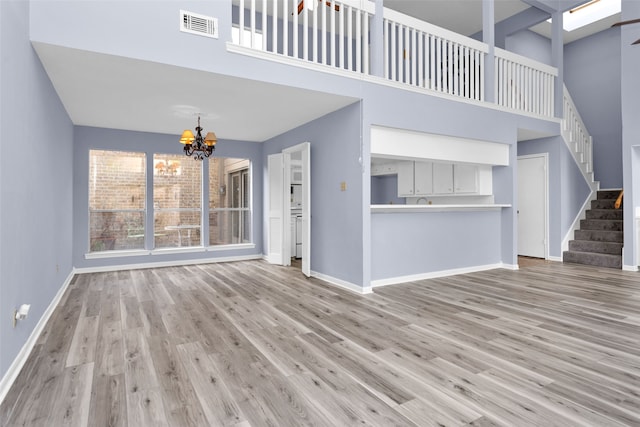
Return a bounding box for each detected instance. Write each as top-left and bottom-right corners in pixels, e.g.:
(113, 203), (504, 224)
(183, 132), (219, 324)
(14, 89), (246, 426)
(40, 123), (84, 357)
(180, 10), (218, 39)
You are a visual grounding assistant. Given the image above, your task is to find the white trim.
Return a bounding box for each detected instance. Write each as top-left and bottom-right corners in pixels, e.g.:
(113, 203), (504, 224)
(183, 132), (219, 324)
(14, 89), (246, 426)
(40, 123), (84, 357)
(548, 255), (563, 262)
(622, 265), (638, 272)
(310, 270), (372, 295)
(85, 249), (151, 259)
(74, 254), (262, 274)
(371, 263), (505, 287)
(502, 263), (520, 271)
(0, 269), (76, 405)
(150, 247), (207, 256)
(207, 243), (256, 251)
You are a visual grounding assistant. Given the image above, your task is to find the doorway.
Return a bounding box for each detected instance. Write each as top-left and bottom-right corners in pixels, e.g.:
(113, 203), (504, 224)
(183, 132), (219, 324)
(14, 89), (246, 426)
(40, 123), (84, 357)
(517, 154), (548, 259)
(267, 142), (311, 277)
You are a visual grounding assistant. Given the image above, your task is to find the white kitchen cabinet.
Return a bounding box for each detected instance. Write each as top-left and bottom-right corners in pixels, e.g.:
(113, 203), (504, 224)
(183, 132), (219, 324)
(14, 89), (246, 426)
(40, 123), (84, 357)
(397, 161), (433, 196)
(413, 161), (433, 195)
(454, 164), (478, 193)
(397, 161), (415, 197)
(432, 163), (454, 194)
(371, 161), (398, 176)
(397, 161), (481, 198)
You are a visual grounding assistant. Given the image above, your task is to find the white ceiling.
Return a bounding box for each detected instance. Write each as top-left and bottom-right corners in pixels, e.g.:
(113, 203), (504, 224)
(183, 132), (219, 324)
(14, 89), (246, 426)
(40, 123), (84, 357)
(384, 0), (531, 36)
(33, 1), (618, 143)
(33, 42), (358, 142)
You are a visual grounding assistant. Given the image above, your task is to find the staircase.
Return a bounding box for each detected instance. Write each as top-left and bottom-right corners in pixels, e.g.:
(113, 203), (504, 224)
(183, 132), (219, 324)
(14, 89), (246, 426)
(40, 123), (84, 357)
(563, 190), (623, 269)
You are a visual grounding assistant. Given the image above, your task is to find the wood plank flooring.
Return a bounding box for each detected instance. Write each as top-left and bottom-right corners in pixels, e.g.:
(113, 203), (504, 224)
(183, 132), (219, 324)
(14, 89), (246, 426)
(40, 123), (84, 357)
(2, 260), (640, 426)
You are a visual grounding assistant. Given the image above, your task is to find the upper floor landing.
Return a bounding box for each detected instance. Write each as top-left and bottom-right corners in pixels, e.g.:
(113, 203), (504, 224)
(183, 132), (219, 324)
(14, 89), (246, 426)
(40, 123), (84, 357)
(228, 0), (562, 120)
(28, 1), (587, 142)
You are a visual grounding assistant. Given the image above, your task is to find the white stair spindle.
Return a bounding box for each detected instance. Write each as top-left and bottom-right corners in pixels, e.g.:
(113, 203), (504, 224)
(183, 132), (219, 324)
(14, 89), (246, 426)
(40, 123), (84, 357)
(239, 0), (245, 46)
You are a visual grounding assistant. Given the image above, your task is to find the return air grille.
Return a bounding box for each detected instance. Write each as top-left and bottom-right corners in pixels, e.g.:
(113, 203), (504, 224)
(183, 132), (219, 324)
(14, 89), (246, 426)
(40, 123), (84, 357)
(180, 10), (218, 39)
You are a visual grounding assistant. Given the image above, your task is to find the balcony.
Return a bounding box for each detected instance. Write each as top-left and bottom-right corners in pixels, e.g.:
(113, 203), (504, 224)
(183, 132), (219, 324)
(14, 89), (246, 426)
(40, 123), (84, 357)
(229, 0), (558, 119)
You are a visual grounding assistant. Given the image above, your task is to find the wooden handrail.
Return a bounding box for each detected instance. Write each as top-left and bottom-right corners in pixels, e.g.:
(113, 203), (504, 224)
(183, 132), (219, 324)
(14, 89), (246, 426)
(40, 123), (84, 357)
(615, 190), (623, 209)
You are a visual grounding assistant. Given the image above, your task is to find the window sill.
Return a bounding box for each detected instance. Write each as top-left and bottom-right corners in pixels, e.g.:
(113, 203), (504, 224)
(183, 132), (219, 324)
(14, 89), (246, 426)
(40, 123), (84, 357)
(151, 246), (207, 256)
(85, 249), (151, 259)
(207, 243), (256, 251)
(84, 244), (255, 260)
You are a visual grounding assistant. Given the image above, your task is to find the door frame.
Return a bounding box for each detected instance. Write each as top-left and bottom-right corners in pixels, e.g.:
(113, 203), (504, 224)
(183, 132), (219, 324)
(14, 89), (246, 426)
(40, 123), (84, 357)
(283, 142), (311, 276)
(517, 153), (549, 259)
(267, 143), (311, 276)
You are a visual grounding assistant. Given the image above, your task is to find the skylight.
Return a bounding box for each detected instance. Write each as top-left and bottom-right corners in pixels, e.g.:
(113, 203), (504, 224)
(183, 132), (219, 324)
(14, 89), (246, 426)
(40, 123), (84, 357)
(548, 0), (622, 32)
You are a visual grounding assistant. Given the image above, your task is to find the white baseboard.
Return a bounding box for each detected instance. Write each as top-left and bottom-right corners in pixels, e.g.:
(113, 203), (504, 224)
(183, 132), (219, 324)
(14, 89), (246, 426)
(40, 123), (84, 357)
(371, 263), (505, 288)
(0, 269), (76, 405)
(74, 254), (263, 274)
(622, 265), (638, 272)
(548, 255), (563, 262)
(310, 270), (372, 295)
(501, 263), (519, 271)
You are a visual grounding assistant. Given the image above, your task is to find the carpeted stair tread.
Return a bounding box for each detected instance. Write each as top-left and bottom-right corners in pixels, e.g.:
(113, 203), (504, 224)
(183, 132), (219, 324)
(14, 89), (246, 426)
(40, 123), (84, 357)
(596, 190), (623, 200)
(562, 251), (622, 269)
(568, 240), (623, 255)
(579, 219), (623, 231)
(565, 188), (623, 269)
(574, 229), (623, 243)
(591, 199), (619, 209)
(586, 209), (623, 220)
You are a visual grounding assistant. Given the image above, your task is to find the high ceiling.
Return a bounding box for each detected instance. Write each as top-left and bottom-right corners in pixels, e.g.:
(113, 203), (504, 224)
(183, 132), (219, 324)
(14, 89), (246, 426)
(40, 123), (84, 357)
(384, 0), (621, 44)
(34, 1), (619, 142)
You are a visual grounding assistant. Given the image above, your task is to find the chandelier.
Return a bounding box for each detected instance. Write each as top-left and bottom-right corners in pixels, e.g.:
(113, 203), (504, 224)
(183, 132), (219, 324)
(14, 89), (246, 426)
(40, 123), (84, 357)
(179, 115), (217, 160)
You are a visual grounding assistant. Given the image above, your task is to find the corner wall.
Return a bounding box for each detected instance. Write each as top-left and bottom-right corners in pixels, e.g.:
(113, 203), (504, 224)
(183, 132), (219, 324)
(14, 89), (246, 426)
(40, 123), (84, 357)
(0, 1), (74, 381)
(518, 136), (591, 258)
(262, 102), (364, 288)
(565, 27), (622, 189)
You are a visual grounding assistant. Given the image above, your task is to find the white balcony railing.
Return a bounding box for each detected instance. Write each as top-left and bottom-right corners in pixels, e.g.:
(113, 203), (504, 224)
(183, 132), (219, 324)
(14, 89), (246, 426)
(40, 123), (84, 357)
(383, 8), (488, 102)
(232, 1), (558, 118)
(236, 0), (375, 74)
(494, 47), (557, 117)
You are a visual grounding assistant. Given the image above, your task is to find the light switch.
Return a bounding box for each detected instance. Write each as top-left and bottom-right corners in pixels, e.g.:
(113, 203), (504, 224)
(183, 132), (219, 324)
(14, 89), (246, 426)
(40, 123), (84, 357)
(340, 181), (347, 191)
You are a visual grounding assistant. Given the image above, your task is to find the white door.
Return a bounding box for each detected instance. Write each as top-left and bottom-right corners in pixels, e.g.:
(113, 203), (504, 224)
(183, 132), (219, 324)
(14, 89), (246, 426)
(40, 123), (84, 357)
(300, 142), (311, 277)
(518, 155), (547, 258)
(267, 153), (285, 265)
(284, 142), (311, 276)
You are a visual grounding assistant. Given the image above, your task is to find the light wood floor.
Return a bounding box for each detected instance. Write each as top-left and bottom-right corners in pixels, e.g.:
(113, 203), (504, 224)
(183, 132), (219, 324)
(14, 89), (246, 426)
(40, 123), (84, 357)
(2, 260), (640, 426)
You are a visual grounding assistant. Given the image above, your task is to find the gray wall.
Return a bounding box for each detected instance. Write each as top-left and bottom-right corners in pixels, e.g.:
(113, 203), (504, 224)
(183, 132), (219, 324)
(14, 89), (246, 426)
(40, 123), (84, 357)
(371, 175), (405, 205)
(565, 27), (622, 189)
(0, 1), (74, 378)
(518, 136), (591, 258)
(505, 29), (552, 66)
(72, 126), (263, 269)
(263, 103), (364, 287)
(371, 210), (503, 280)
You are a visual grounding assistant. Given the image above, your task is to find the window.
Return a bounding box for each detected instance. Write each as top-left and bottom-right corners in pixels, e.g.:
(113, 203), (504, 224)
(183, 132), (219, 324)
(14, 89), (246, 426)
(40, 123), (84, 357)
(89, 150), (146, 252)
(209, 158), (251, 245)
(87, 151), (252, 255)
(153, 155), (202, 248)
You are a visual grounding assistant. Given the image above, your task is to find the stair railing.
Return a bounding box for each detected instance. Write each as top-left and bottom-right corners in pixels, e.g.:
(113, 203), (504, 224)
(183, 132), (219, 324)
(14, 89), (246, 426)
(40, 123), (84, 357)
(561, 85), (600, 256)
(562, 85), (597, 190)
